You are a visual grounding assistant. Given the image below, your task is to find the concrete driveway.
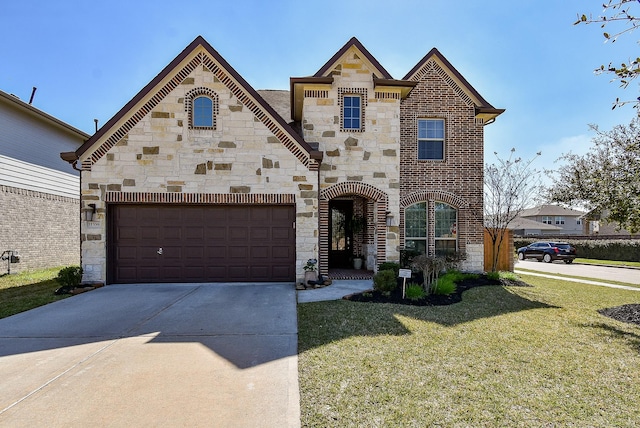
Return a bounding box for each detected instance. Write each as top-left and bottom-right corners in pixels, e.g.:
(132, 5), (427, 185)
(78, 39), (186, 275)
(0, 283), (300, 427)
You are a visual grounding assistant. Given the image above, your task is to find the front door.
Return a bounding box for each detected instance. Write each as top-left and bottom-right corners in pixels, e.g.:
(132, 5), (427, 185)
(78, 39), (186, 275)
(329, 200), (353, 268)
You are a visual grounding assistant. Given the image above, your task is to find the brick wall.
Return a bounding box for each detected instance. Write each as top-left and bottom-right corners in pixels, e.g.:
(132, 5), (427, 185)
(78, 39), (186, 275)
(0, 185), (79, 273)
(400, 60), (485, 271)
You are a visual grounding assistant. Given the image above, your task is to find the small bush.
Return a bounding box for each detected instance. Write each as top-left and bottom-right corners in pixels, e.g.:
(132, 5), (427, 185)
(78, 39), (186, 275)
(373, 270), (397, 295)
(433, 274), (457, 295)
(498, 271), (519, 281)
(400, 249), (421, 267)
(56, 266), (83, 289)
(486, 271), (500, 281)
(378, 262), (400, 276)
(405, 283), (426, 300)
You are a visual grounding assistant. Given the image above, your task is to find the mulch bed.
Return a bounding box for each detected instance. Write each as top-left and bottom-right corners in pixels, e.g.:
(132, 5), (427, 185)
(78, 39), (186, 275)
(599, 304), (640, 327)
(344, 275), (531, 306)
(344, 276), (640, 327)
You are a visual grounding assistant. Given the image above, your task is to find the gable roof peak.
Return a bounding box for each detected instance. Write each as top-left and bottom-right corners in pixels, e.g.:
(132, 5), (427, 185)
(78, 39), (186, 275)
(314, 37), (393, 79)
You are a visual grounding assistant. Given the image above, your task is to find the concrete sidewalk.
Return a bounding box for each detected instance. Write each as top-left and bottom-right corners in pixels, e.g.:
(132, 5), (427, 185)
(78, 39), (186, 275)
(296, 279), (373, 303)
(514, 270), (640, 292)
(0, 283), (300, 427)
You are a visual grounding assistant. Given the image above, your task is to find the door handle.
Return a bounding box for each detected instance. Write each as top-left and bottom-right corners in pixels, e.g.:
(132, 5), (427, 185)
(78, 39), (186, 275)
(157, 248), (163, 255)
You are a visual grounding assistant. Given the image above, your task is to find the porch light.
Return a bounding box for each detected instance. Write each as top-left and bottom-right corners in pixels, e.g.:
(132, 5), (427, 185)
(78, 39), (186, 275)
(83, 204), (97, 222)
(386, 212), (396, 227)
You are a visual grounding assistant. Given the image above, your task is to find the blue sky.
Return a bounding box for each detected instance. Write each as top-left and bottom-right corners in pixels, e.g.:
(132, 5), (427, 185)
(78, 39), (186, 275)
(2, 0), (638, 178)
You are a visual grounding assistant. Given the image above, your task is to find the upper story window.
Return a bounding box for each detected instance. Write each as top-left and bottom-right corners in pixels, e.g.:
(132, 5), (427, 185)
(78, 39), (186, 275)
(542, 216), (553, 225)
(576, 218), (582, 225)
(193, 96), (214, 128)
(339, 88), (367, 132)
(555, 216), (565, 225)
(185, 88), (219, 130)
(343, 95), (361, 130)
(418, 119), (445, 160)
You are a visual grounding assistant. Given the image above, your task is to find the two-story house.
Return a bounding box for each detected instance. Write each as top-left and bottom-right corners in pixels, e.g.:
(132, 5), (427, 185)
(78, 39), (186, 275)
(1, 89), (89, 273)
(61, 36), (503, 285)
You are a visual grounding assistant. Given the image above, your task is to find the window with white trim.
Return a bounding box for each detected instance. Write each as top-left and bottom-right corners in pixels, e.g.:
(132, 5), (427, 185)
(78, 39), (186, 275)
(418, 119), (445, 160)
(343, 95), (361, 130)
(555, 216), (565, 225)
(542, 216), (553, 225)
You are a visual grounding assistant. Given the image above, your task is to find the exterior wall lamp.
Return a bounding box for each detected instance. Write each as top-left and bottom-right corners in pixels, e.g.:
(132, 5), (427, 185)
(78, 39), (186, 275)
(386, 211), (396, 227)
(83, 203), (97, 222)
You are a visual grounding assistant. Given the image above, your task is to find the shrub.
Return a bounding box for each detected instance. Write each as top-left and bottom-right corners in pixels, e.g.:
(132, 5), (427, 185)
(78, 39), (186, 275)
(433, 275), (457, 295)
(373, 270), (397, 295)
(400, 249), (421, 267)
(56, 266), (83, 289)
(486, 271), (500, 281)
(378, 262), (400, 276)
(405, 283), (426, 300)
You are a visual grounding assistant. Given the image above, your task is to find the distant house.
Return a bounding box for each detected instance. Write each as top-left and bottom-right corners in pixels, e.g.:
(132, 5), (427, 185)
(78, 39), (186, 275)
(0, 89), (89, 273)
(508, 216), (562, 236)
(582, 209), (635, 236)
(517, 204), (585, 235)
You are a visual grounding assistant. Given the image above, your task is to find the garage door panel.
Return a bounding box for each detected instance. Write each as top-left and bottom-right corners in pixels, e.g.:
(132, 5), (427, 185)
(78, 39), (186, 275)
(272, 227), (293, 240)
(110, 204), (295, 283)
(206, 227), (227, 240)
(251, 227), (269, 240)
(229, 246), (249, 259)
(229, 227), (249, 240)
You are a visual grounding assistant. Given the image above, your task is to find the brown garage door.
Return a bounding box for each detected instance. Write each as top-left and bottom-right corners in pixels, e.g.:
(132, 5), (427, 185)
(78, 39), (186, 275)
(108, 204), (296, 284)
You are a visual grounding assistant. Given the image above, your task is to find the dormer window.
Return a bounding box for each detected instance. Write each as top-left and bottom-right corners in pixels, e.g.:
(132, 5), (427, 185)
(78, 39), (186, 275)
(185, 88), (219, 130)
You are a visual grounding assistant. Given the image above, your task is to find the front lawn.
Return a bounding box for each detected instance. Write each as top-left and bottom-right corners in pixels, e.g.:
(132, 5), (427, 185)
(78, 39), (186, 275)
(298, 274), (640, 426)
(0, 267), (69, 319)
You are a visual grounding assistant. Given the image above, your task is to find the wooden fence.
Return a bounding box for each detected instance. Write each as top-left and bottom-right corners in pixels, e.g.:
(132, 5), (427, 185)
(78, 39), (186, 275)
(484, 228), (514, 272)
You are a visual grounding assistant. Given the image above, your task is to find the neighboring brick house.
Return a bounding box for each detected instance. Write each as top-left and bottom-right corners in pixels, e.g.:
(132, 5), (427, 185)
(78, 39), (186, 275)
(62, 36), (503, 285)
(1, 89), (89, 273)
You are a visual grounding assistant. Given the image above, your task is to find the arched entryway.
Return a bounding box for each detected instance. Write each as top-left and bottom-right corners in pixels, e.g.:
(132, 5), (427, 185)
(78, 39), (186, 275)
(319, 182), (388, 277)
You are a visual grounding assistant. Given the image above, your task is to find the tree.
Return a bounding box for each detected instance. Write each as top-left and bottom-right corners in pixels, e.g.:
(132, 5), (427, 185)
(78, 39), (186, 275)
(549, 117), (640, 233)
(484, 149), (543, 272)
(575, 0), (640, 108)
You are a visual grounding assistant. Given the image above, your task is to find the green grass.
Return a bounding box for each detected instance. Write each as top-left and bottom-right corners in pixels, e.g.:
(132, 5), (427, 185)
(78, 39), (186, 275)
(0, 267), (70, 319)
(298, 274), (640, 426)
(515, 266), (640, 289)
(576, 258), (640, 268)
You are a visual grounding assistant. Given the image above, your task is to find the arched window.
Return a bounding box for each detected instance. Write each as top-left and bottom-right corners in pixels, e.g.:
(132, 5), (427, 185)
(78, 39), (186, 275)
(404, 201), (458, 255)
(193, 96), (214, 128)
(185, 88), (219, 130)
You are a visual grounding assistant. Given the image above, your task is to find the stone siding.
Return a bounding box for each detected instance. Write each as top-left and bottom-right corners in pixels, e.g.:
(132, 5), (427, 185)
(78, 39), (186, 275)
(79, 52), (318, 284)
(301, 46), (401, 263)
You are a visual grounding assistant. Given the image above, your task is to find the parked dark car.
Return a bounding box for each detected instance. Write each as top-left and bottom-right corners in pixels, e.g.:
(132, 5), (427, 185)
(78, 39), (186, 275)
(517, 241), (577, 264)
